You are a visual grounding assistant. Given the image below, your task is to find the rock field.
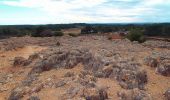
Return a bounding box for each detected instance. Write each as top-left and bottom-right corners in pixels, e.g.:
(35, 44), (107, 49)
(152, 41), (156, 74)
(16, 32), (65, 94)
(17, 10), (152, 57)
(0, 35), (169, 100)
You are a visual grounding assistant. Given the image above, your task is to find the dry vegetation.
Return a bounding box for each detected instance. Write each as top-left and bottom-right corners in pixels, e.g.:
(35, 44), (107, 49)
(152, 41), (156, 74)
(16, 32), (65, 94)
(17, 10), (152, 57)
(0, 35), (169, 100)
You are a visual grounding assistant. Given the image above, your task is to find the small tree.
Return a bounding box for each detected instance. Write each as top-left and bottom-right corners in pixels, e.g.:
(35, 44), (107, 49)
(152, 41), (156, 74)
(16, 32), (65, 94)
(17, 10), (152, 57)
(126, 29), (146, 43)
(31, 26), (46, 37)
(81, 26), (97, 34)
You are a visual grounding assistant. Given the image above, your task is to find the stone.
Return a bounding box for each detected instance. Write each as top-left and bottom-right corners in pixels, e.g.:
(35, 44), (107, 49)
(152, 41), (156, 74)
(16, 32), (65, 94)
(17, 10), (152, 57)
(84, 88), (108, 100)
(102, 65), (113, 78)
(117, 88), (151, 100)
(156, 61), (170, 76)
(65, 87), (80, 99)
(165, 89), (170, 100)
(28, 53), (41, 61)
(13, 57), (31, 67)
(55, 80), (66, 88)
(136, 70), (148, 89)
(64, 72), (75, 77)
(28, 96), (40, 100)
(144, 57), (158, 68)
(31, 84), (43, 93)
(94, 72), (104, 78)
(86, 81), (96, 88)
(8, 87), (24, 100)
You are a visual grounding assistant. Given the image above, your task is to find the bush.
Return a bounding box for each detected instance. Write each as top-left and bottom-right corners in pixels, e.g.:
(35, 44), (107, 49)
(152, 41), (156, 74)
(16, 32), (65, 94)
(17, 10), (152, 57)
(41, 30), (53, 37)
(68, 33), (79, 37)
(31, 26), (46, 37)
(81, 26), (97, 34)
(126, 29), (146, 43)
(54, 31), (64, 36)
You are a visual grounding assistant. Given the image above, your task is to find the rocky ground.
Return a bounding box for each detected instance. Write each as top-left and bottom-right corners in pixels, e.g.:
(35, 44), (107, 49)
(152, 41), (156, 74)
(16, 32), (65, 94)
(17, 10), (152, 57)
(0, 35), (169, 100)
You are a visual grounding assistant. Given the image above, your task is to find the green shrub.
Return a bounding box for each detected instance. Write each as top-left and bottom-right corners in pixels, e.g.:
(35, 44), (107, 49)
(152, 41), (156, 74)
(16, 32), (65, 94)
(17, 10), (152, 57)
(54, 31), (64, 36)
(31, 26), (46, 37)
(68, 33), (79, 37)
(126, 29), (146, 43)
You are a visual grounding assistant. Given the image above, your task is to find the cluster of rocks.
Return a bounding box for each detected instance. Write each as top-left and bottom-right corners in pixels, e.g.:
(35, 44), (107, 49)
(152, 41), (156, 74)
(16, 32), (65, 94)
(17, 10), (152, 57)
(20, 48), (148, 90)
(144, 52), (170, 76)
(4, 36), (169, 100)
(13, 53), (42, 67)
(8, 69), (105, 100)
(143, 40), (170, 49)
(117, 88), (151, 100)
(91, 60), (148, 90)
(0, 37), (26, 51)
(28, 49), (90, 74)
(9, 43), (150, 99)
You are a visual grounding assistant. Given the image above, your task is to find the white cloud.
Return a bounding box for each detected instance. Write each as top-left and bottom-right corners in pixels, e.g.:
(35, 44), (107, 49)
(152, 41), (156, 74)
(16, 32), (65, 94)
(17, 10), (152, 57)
(1, 0), (170, 24)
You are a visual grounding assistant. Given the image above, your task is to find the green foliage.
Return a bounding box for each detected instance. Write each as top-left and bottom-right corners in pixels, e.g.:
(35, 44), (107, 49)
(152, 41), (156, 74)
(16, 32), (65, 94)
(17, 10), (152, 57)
(53, 31), (64, 36)
(144, 25), (162, 36)
(126, 29), (146, 43)
(31, 26), (46, 37)
(162, 26), (170, 36)
(0, 23), (170, 38)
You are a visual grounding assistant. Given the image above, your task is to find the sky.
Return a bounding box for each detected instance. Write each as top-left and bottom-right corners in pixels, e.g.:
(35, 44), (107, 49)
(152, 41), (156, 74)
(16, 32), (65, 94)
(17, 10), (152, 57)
(0, 0), (170, 25)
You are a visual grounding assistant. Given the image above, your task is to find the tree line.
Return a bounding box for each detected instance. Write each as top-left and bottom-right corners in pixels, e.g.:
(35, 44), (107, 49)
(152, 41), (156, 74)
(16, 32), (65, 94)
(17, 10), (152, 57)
(0, 23), (170, 38)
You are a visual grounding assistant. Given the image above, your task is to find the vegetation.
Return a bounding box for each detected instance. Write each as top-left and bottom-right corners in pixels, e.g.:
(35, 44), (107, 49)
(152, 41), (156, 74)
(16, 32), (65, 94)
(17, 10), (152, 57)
(31, 26), (46, 37)
(81, 26), (97, 34)
(0, 23), (170, 38)
(126, 29), (146, 43)
(54, 31), (64, 36)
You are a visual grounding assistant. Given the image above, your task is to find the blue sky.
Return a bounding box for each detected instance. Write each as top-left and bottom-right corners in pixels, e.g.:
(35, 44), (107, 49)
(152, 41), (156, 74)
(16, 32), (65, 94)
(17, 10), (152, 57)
(0, 0), (170, 25)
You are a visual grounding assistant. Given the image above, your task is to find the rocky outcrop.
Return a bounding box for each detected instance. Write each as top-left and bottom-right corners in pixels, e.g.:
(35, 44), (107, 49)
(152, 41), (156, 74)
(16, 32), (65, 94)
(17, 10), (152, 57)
(144, 53), (170, 76)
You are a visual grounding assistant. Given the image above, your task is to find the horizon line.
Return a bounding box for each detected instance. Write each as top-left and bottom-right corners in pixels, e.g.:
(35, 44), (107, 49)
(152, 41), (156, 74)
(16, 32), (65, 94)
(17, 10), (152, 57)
(1, 22), (170, 26)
